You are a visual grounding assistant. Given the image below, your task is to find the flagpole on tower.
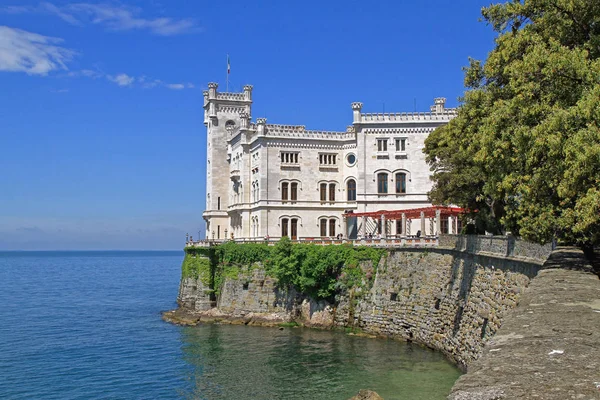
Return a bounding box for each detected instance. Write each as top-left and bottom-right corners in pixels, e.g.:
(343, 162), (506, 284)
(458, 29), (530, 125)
(226, 54), (230, 92)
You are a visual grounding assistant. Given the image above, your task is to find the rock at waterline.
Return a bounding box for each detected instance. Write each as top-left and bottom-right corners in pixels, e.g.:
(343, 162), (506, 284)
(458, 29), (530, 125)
(348, 389), (384, 400)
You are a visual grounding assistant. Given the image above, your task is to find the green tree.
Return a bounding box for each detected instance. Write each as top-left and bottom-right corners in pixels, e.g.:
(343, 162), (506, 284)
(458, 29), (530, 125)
(424, 0), (600, 246)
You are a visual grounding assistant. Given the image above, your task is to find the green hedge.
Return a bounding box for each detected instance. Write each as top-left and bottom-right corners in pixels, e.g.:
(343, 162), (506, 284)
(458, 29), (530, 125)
(182, 239), (385, 302)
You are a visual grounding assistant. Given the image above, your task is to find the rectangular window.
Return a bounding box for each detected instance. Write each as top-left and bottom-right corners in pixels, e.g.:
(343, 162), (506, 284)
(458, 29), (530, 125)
(281, 182), (288, 201)
(377, 139), (388, 152)
(281, 152), (299, 165)
(291, 182), (298, 201)
(395, 173), (406, 194)
(329, 219), (336, 237)
(320, 183), (327, 201)
(329, 183), (336, 201)
(396, 220), (403, 235)
(395, 138), (406, 151)
(319, 153), (338, 166)
(320, 219), (327, 237)
(281, 218), (288, 237)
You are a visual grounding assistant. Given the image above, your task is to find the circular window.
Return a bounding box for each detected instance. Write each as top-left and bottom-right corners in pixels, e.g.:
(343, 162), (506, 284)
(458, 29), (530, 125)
(346, 153), (357, 166)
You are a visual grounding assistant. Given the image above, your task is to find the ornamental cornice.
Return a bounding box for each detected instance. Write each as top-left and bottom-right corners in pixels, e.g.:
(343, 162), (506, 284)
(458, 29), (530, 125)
(217, 105), (246, 114)
(266, 141), (349, 150)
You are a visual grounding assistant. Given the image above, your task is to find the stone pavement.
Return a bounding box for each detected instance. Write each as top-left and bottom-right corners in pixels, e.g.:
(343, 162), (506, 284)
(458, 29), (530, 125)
(449, 247), (600, 399)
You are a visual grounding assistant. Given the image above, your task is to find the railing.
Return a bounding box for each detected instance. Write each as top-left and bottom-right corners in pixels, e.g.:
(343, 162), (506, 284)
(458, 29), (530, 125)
(186, 236), (439, 248)
(185, 235), (554, 263)
(438, 234), (553, 263)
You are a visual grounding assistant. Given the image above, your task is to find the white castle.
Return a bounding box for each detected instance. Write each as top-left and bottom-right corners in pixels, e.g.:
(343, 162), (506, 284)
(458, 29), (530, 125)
(202, 83), (458, 241)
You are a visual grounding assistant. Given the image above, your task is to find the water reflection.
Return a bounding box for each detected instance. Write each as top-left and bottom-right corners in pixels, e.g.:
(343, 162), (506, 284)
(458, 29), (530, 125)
(179, 324), (461, 400)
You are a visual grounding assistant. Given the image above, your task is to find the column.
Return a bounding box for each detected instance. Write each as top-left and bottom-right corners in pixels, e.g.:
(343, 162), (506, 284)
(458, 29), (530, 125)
(402, 213), (406, 237)
(362, 216), (367, 238)
(381, 214), (386, 239)
(435, 209), (441, 236)
(420, 211), (426, 237)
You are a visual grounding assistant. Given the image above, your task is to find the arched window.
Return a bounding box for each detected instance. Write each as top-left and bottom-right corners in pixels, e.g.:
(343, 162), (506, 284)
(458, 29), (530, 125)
(320, 218), (327, 237)
(281, 218), (289, 238)
(347, 179), (356, 201)
(291, 218), (298, 239)
(281, 182), (288, 201)
(291, 182), (298, 201)
(329, 219), (336, 237)
(329, 183), (336, 201)
(395, 173), (406, 194)
(377, 173), (388, 194)
(320, 183), (327, 202)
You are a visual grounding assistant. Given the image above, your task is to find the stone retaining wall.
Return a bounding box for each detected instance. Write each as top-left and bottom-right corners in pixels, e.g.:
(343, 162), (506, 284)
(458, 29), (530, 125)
(448, 247), (600, 399)
(176, 243), (546, 367)
(334, 249), (541, 368)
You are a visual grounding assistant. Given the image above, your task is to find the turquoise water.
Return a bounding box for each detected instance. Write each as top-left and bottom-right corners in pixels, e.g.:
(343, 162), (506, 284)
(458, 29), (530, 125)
(0, 251), (461, 399)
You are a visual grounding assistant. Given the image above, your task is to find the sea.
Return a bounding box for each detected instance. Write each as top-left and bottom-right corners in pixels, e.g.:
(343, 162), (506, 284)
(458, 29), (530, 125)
(0, 251), (461, 399)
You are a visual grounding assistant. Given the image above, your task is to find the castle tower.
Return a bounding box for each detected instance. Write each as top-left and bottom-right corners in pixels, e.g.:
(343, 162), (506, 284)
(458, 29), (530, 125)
(203, 83), (253, 239)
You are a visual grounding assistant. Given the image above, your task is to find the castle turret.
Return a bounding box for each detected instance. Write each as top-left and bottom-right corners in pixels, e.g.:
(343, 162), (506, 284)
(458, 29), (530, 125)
(256, 118), (267, 135)
(203, 82), (254, 240)
(243, 85), (253, 101)
(351, 102), (363, 124)
(432, 97), (446, 113)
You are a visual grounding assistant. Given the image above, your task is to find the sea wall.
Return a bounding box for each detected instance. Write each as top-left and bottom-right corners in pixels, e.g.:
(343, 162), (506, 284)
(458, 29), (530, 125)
(171, 235), (551, 367)
(448, 247), (600, 399)
(334, 249), (541, 368)
(166, 239), (600, 398)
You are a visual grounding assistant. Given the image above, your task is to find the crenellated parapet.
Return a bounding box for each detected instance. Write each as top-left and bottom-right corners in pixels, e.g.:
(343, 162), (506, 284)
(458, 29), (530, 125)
(203, 82), (254, 123)
(360, 109), (457, 123)
(263, 123), (353, 140)
(217, 92), (247, 101)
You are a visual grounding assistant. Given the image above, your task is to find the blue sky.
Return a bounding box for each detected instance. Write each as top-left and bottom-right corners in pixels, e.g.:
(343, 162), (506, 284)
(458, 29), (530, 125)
(0, 0), (497, 250)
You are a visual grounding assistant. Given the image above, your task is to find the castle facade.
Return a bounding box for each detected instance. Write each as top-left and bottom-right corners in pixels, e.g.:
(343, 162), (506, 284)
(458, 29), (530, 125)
(202, 83), (456, 241)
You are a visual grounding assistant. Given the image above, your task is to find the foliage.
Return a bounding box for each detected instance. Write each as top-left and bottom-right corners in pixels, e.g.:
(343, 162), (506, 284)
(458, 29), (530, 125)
(424, 0), (600, 246)
(181, 252), (212, 285)
(183, 241), (386, 302)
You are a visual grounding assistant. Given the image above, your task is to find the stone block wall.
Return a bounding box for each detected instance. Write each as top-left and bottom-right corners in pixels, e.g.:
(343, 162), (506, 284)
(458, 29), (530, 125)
(216, 268), (296, 315)
(439, 234), (552, 262)
(178, 276), (213, 312)
(176, 243), (546, 368)
(334, 249), (541, 368)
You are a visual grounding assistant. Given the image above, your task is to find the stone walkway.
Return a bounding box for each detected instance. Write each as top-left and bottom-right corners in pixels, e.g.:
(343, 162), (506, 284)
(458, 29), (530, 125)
(449, 247), (600, 399)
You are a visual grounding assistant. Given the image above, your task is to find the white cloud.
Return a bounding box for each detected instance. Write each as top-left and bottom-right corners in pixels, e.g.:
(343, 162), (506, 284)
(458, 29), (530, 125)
(1, 2), (198, 36)
(0, 26), (75, 75)
(107, 73), (134, 87)
(40, 2), (82, 26)
(166, 83), (184, 90)
(69, 70), (193, 90)
(0, 6), (31, 14)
